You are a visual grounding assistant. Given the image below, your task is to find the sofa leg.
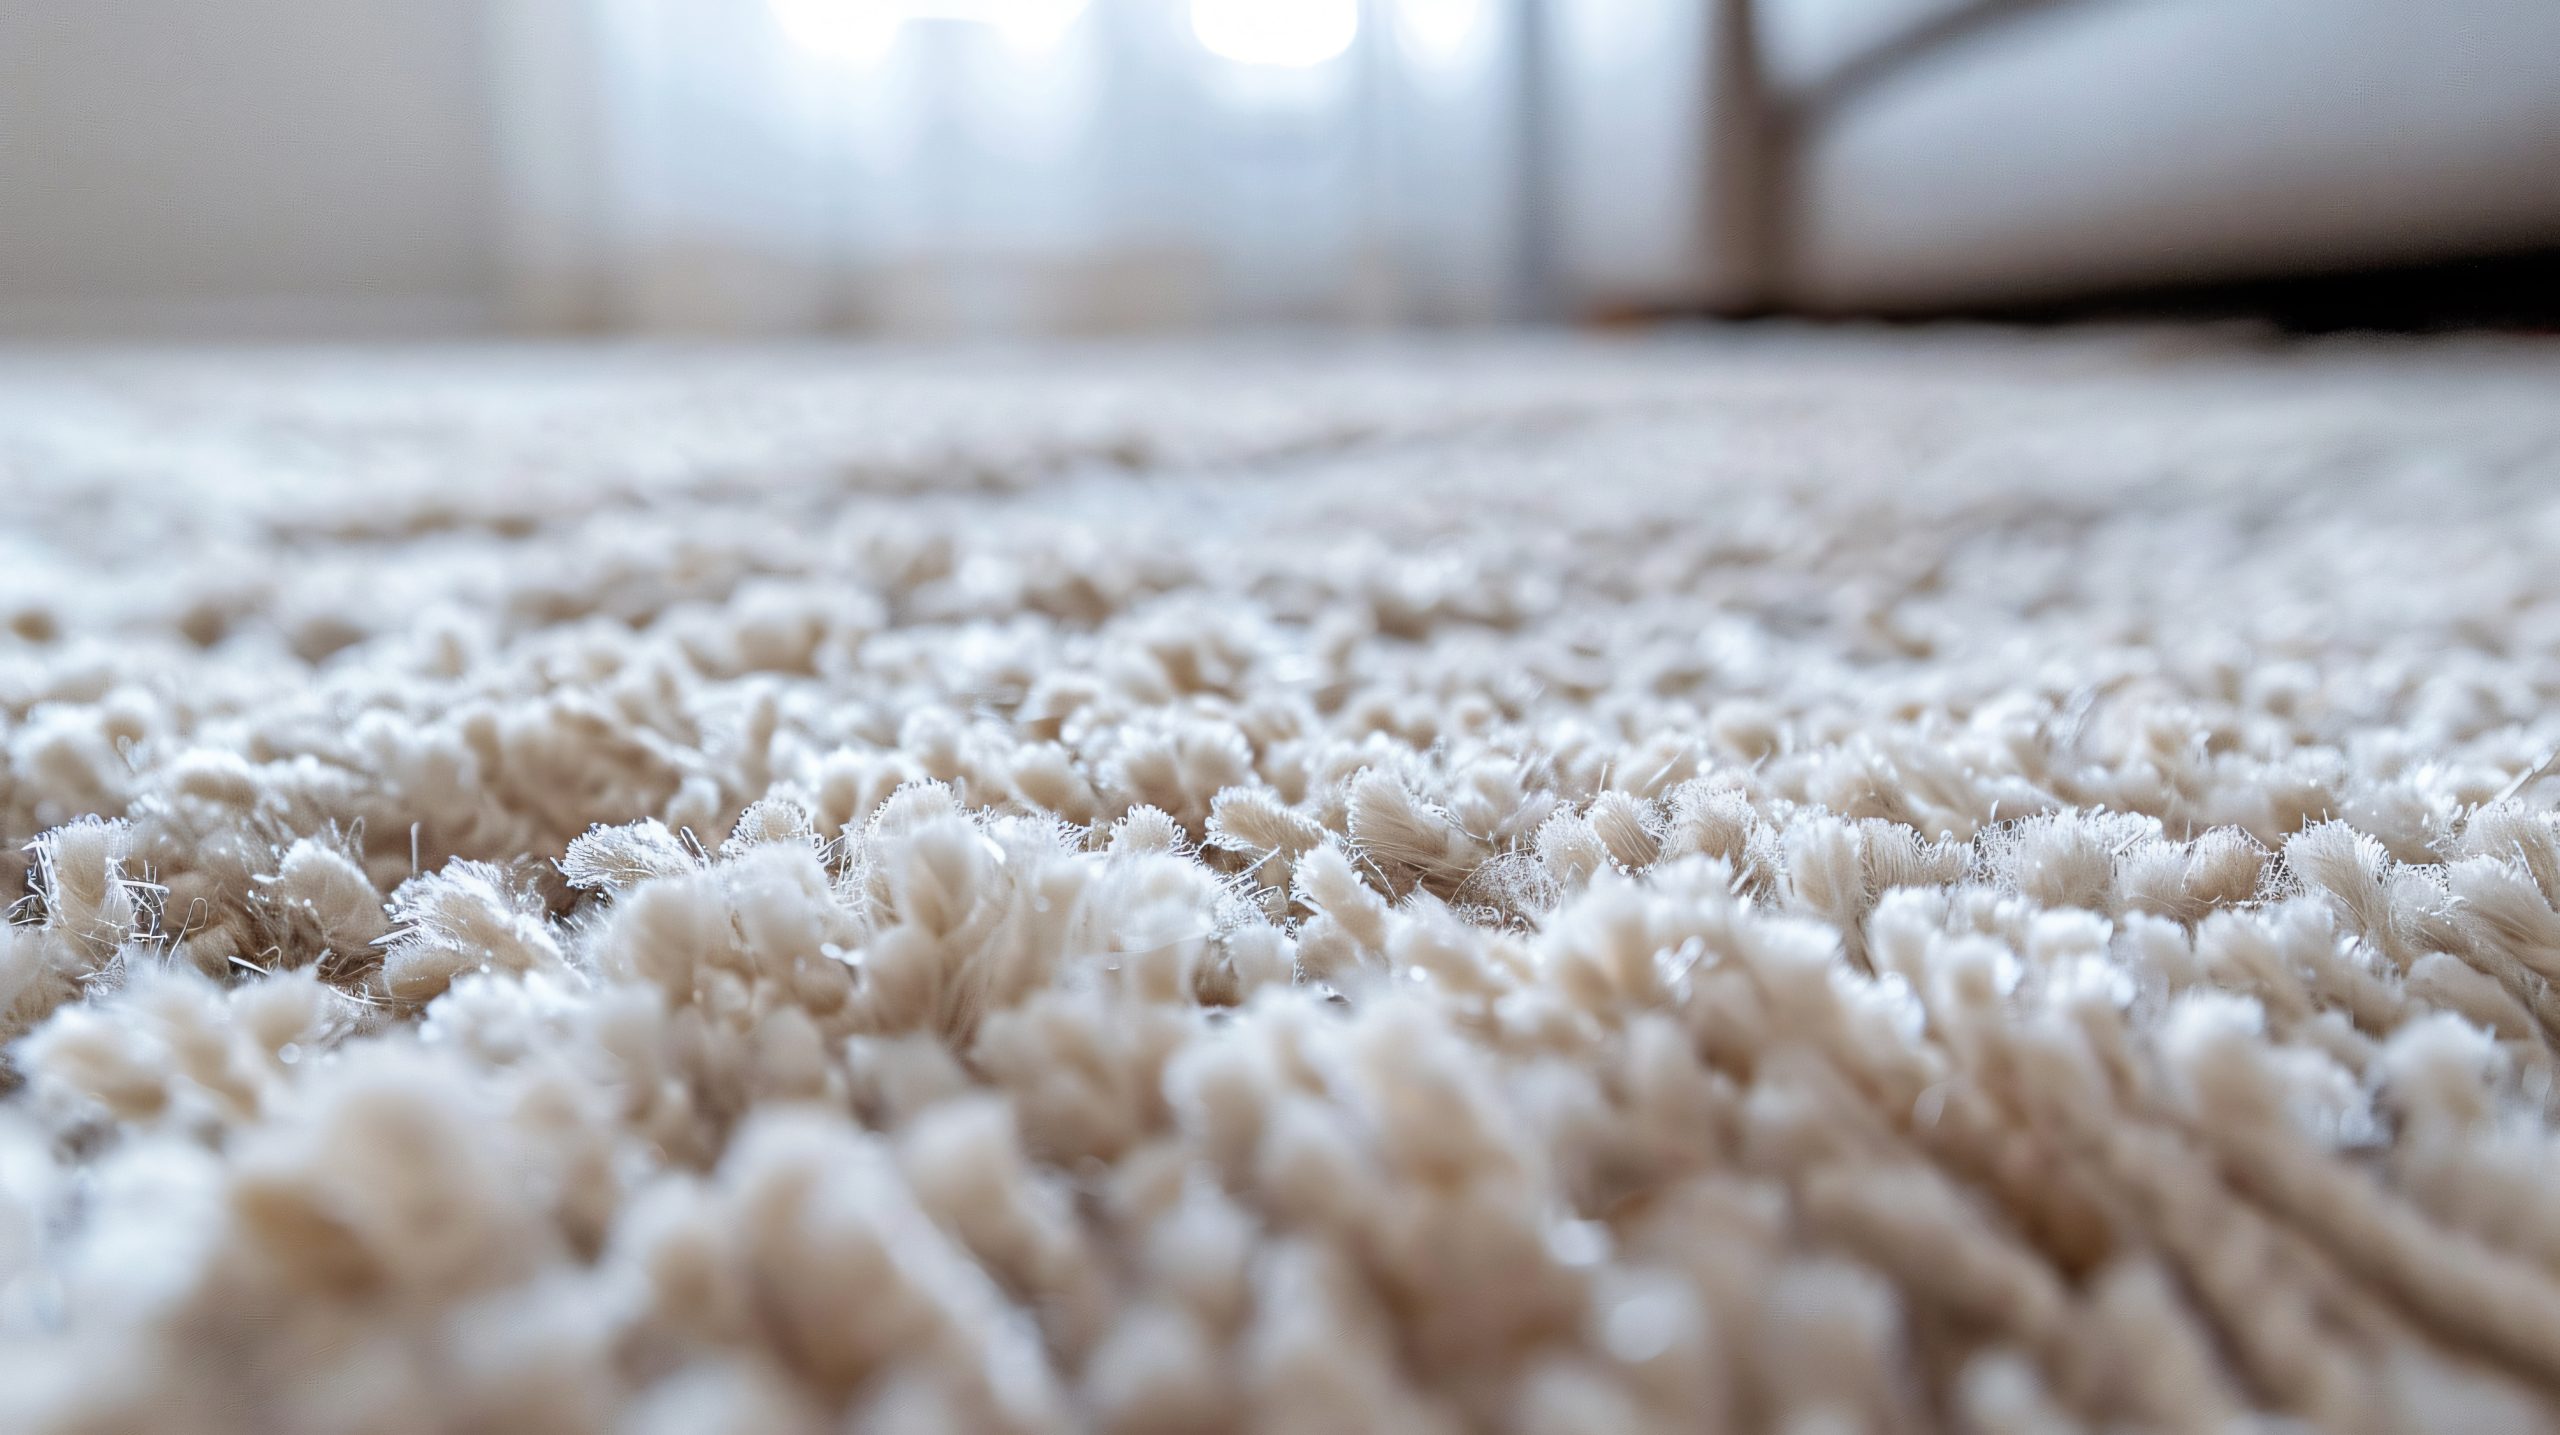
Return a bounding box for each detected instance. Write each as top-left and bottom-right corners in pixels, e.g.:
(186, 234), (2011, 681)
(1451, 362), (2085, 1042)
(1703, 0), (1787, 315)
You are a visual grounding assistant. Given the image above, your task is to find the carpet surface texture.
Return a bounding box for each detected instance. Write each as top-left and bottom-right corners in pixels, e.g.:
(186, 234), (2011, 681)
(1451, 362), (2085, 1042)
(7, 333), (2560, 1433)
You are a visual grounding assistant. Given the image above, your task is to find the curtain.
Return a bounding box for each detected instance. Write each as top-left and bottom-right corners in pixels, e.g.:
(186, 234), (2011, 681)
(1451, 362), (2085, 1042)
(494, 0), (1548, 335)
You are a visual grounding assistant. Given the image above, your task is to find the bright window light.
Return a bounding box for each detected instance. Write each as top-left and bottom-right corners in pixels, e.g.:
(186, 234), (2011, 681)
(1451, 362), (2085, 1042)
(1191, 0), (1360, 67)
(1396, 0), (1487, 64)
(773, 0), (1090, 61)
(771, 0), (899, 62)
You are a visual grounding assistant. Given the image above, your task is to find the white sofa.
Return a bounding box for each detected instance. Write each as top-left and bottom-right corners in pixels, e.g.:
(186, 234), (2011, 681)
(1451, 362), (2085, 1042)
(1555, 0), (2560, 314)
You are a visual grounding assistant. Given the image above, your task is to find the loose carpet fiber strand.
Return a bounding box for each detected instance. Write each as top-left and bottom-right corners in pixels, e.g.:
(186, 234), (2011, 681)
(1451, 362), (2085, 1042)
(6, 335), (2560, 1433)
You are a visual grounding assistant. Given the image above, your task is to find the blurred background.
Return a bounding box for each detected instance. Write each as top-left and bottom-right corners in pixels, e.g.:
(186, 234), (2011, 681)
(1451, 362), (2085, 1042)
(4, 0), (2558, 341)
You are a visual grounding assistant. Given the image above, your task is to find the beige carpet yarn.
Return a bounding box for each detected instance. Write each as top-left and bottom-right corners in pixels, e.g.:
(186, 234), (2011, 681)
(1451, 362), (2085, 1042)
(7, 330), (2560, 1433)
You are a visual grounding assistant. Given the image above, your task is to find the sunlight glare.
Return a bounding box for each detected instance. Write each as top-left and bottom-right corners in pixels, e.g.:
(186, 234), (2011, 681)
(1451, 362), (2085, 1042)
(1396, 0), (1488, 64)
(1190, 0), (1361, 67)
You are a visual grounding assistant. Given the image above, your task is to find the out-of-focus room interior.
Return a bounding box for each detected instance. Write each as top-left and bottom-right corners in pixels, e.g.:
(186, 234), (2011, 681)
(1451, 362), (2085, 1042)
(5, 0), (2557, 341)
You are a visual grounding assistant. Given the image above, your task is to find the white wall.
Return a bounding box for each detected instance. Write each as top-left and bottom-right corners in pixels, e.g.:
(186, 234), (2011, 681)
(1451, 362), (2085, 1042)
(0, 0), (505, 337)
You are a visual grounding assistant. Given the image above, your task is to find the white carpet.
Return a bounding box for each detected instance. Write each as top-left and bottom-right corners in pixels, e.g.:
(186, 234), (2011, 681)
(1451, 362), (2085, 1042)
(6, 331), (2560, 1432)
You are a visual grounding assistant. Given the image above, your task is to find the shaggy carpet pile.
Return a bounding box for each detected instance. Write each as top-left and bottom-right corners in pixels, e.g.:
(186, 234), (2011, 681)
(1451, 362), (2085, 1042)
(7, 332), (2560, 1434)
